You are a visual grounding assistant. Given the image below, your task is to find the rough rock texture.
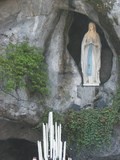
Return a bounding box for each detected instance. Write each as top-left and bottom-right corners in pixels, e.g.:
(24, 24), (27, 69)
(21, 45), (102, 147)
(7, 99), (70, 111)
(0, 118), (41, 142)
(0, 0), (119, 122)
(0, 1), (120, 158)
(46, 0), (119, 111)
(0, 138), (38, 160)
(111, 2), (120, 38)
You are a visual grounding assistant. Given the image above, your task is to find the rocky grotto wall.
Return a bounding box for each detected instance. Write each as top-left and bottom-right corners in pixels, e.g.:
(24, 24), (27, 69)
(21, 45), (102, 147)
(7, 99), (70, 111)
(0, 0), (119, 126)
(46, 0), (119, 110)
(0, 1), (120, 159)
(0, 138), (38, 160)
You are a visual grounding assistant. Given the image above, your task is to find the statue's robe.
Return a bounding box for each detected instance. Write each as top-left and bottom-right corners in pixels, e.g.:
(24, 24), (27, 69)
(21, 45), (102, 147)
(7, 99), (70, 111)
(81, 32), (101, 86)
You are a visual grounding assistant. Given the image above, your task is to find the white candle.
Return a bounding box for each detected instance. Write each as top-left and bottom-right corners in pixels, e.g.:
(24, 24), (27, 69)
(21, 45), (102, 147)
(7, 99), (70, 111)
(36, 112), (68, 160)
(57, 126), (60, 158)
(50, 112), (53, 158)
(63, 141), (66, 160)
(37, 141), (43, 160)
(45, 124), (48, 159)
(48, 112), (50, 129)
(59, 141), (62, 160)
(53, 139), (56, 160)
(59, 124), (62, 159)
(55, 122), (58, 158)
(43, 123), (47, 160)
(52, 124), (54, 149)
(59, 124), (61, 142)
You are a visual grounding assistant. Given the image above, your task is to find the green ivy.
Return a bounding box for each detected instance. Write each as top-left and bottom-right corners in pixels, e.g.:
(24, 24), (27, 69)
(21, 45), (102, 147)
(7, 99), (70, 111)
(63, 107), (118, 149)
(33, 85), (120, 151)
(62, 87), (120, 150)
(35, 104), (119, 150)
(0, 42), (48, 96)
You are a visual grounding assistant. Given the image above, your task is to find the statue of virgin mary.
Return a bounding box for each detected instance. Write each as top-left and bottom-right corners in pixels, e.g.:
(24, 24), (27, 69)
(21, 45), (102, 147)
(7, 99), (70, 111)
(81, 22), (101, 86)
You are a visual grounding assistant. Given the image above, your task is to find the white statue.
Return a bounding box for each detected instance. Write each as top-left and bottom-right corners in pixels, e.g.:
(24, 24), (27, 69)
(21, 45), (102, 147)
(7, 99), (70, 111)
(81, 22), (101, 86)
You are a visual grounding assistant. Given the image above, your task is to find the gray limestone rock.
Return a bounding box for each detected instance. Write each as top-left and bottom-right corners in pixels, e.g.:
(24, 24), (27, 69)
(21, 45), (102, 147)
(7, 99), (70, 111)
(0, 0), (119, 127)
(0, 0), (120, 159)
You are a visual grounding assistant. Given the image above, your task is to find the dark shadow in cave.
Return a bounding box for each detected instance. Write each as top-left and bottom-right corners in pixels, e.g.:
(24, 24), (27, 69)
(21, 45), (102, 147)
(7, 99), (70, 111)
(0, 138), (38, 160)
(67, 12), (113, 84)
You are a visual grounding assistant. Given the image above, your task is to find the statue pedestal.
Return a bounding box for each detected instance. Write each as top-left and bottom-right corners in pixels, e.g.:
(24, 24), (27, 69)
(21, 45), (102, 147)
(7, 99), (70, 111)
(83, 83), (99, 87)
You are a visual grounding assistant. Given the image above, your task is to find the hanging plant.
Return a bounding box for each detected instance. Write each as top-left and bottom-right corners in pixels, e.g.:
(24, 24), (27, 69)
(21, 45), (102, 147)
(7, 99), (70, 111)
(0, 42), (48, 96)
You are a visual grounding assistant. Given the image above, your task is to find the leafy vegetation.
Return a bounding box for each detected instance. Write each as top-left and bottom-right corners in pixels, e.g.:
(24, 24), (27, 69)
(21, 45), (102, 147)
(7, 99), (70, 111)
(0, 42), (48, 96)
(63, 107), (118, 149)
(63, 88), (120, 149)
(36, 87), (120, 150)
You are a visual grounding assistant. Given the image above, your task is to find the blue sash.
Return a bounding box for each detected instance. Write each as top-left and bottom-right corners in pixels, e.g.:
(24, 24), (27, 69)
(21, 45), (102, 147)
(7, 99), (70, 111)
(87, 44), (93, 76)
